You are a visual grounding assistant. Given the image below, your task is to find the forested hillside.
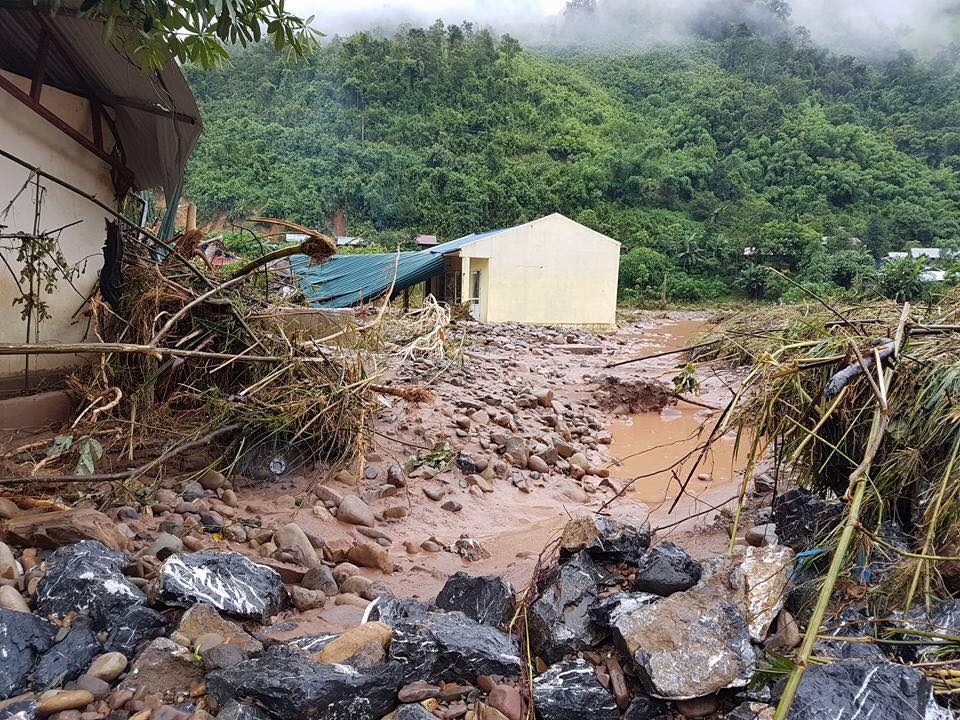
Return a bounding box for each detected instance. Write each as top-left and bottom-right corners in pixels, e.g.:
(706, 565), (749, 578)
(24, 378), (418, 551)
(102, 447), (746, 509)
(183, 20), (960, 301)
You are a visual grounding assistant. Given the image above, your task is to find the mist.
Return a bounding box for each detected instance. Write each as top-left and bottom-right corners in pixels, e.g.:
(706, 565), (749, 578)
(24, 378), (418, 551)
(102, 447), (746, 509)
(290, 0), (960, 59)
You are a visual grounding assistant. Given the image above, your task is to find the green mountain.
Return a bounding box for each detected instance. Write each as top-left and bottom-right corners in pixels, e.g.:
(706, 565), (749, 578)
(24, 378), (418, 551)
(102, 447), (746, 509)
(183, 21), (960, 300)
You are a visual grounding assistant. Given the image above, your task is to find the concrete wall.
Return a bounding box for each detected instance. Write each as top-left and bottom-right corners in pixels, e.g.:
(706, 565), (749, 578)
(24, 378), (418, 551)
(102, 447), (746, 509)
(459, 213), (620, 330)
(0, 71), (117, 381)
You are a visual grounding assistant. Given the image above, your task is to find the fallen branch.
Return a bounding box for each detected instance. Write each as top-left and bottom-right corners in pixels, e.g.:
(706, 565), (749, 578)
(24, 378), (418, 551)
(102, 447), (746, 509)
(604, 339), (720, 369)
(0, 342), (329, 364)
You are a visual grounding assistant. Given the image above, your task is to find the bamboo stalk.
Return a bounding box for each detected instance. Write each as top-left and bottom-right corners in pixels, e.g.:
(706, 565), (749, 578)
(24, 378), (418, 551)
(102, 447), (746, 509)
(773, 303), (910, 720)
(0, 342), (328, 364)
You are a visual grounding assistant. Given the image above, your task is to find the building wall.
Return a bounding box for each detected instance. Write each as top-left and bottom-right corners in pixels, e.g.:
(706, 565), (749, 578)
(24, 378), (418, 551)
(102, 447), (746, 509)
(0, 71), (117, 382)
(460, 214), (620, 330)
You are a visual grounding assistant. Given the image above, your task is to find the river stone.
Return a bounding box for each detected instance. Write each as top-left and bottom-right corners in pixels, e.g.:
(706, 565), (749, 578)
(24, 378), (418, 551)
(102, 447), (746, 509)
(559, 515), (650, 566)
(772, 488), (843, 552)
(745, 524), (778, 547)
(396, 705), (436, 720)
(35, 540), (144, 628)
(103, 603), (169, 657)
(156, 551), (284, 622)
(207, 645), (404, 720)
(528, 552), (607, 662)
(315, 622), (393, 664)
(119, 637), (203, 699)
(633, 542), (702, 596)
(337, 496), (376, 528)
(0, 586), (29, 613)
(32, 623), (102, 690)
(0, 607), (56, 700)
(613, 585), (756, 699)
(171, 603), (263, 654)
(86, 652), (128, 682)
(0, 542), (19, 580)
(783, 659), (951, 720)
(531, 659), (619, 720)
(434, 572), (516, 627)
(274, 524), (321, 568)
(35, 689), (93, 715)
(389, 609), (520, 682)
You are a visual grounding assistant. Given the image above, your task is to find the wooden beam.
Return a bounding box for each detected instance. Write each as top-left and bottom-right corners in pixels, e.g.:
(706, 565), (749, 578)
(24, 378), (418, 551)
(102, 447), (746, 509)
(100, 94), (199, 125)
(0, 72), (117, 168)
(30, 31), (50, 100)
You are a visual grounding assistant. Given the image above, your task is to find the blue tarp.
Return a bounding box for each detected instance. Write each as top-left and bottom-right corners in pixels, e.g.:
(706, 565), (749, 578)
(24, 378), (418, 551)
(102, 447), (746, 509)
(289, 251), (445, 308)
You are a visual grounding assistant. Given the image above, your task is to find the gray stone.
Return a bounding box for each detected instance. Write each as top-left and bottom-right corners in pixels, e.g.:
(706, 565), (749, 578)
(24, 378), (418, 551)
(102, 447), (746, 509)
(745, 523), (778, 547)
(633, 542), (702, 596)
(337, 496), (376, 528)
(274, 524), (321, 568)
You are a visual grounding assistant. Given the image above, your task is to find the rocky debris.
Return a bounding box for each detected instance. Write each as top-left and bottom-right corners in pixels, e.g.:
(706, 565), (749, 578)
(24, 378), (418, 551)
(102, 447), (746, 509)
(389, 610), (520, 682)
(31, 622), (101, 690)
(35, 540), (144, 629)
(434, 572), (515, 627)
(745, 524), (778, 547)
(0, 607), (56, 699)
(207, 645), (404, 720)
(613, 585), (756, 699)
(336, 495), (376, 528)
(559, 515), (650, 566)
(782, 659), (951, 720)
(156, 551), (284, 622)
(532, 659), (619, 720)
(314, 622), (393, 664)
(1, 509), (130, 551)
(772, 488), (843, 552)
(171, 603), (263, 655)
(632, 542), (702, 596)
(528, 552), (607, 662)
(119, 637), (203, 699)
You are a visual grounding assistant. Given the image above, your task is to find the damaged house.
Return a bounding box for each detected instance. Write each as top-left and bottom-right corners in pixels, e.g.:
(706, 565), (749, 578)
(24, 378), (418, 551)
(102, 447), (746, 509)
(0, 8), (201, 421)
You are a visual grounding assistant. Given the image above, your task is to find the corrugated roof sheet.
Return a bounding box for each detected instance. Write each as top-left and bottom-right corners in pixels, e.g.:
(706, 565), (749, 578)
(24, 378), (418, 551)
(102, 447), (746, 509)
(427, 225), (518, 254)
(289, 252), (445, 308)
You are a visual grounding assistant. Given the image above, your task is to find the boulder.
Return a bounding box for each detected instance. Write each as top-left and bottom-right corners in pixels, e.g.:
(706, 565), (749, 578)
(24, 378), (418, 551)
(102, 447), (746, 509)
(35, 541), (145, 629)
(434, 572), (516, 627)
(731, 545), (794, 642)
(528, 552), (607, 662)
(274, 524), (321, 568)
(31, 623), (102, 690)
(588, 592), (659, 630)
(315, 622), (393, 664)
(531, 659), (619, 720)
(783, 659), (951, 720)
(156, 551), (284, 622)
(207, 645), (404, 720)
(337, 496), (376, 528)
(389, 610), (520, 682)
(772, 489), (842, 552)
(119, 637), (203, 700)
(613, 585), (756, 699)
(1, 509), (130, 551)
(559, 515), (650, 566)
(633, 542), (702, 596)
(103, 604), (169, 657)
(366, 597), (431, 626)
(0, 607), (56, 700)
(171, 603), (263, 655)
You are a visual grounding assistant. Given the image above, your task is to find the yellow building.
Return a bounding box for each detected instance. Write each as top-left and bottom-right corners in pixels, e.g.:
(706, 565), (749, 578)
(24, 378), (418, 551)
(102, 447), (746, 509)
(425, 213), (620, 330)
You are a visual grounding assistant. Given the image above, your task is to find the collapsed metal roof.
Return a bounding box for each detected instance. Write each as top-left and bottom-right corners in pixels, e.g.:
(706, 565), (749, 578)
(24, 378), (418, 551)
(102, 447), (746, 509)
(289, 252), (445, 308)
(0, 5), (202, 200)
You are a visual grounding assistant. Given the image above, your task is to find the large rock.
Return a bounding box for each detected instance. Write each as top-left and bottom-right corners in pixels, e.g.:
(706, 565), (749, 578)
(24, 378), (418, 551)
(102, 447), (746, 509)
(274, 524), (321, 568)
(207, 645), (404, 720)
(813, 608), (886, 661)
(434, 573), (516, 627)
(216, 701), (273, 720)
(1, 509), (130, 551)
(389, 610), (520, 682)
(772, 489), (842, 552)
(336, 496), (376, 528)
(784, 659), (951, 720)
(589, 592), (659, 630)
(632, 542), (702, 596)
(31, 623), (101, 690)
(613, 585), (756, 699)
(103, 604), (169, 657)
(528, 552), (607, 662)
(0, 607), (56, 700)
(531, 659), (619, 720)
(559, 515), (650, 566)
(35, 541), (144, 628)
(119, 637), (203, 699)
(314, 622), (393, 664)
(156, 551), (284, 622)
(731, 545), (794, 642)
(366, 598), (431, 626)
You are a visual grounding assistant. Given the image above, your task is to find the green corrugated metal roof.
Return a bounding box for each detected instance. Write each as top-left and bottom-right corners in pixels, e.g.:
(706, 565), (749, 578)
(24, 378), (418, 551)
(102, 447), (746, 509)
(289, 251), (445, 308)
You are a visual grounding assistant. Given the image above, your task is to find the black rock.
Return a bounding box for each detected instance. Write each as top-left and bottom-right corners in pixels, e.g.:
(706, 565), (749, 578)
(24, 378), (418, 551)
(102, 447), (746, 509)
(725, 702), (774, 720)
(456, 454), (478, 475)
(528, 552), (608, 663)
(560, 515), (651, 566)
(589, 592), (659, 630)
(434, 572), (516, 627)
(632, 542), (701, 596)
(366, 597), (431, 626)
(203, 644), (250, 671)
(0, 608), (56, 700)
(287, 634), (338, 654)
(389, 610), (520, 682)
(782, 659), (950, 720)
(207, 645), (403, 720)
(623, 695), (668, 720)
(897, 599), (960, 662)
(34, 540), (145, 628)
(32, 623), (101, 690)
(0, 699), (37, 720)
(396, 705), (437, 720)
(531, 659), (619, 720)
(103, 604), (169, 658)
(156, 551), (284, 622)
(773, 488), (843, 552)
(813, 607), (885, 661)
(215, 701), (273, 720)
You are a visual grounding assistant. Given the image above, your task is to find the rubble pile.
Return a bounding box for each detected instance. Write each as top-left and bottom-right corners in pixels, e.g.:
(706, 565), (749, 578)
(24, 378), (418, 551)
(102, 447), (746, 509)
(0, 504), (952, 720)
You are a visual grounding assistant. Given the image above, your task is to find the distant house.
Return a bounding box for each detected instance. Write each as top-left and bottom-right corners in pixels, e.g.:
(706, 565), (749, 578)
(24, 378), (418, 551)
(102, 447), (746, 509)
(415, 234), (439, 247)
(290, 213), (621, 330)
(911, 248), (942, 260)
(336, 236), (364, 247)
